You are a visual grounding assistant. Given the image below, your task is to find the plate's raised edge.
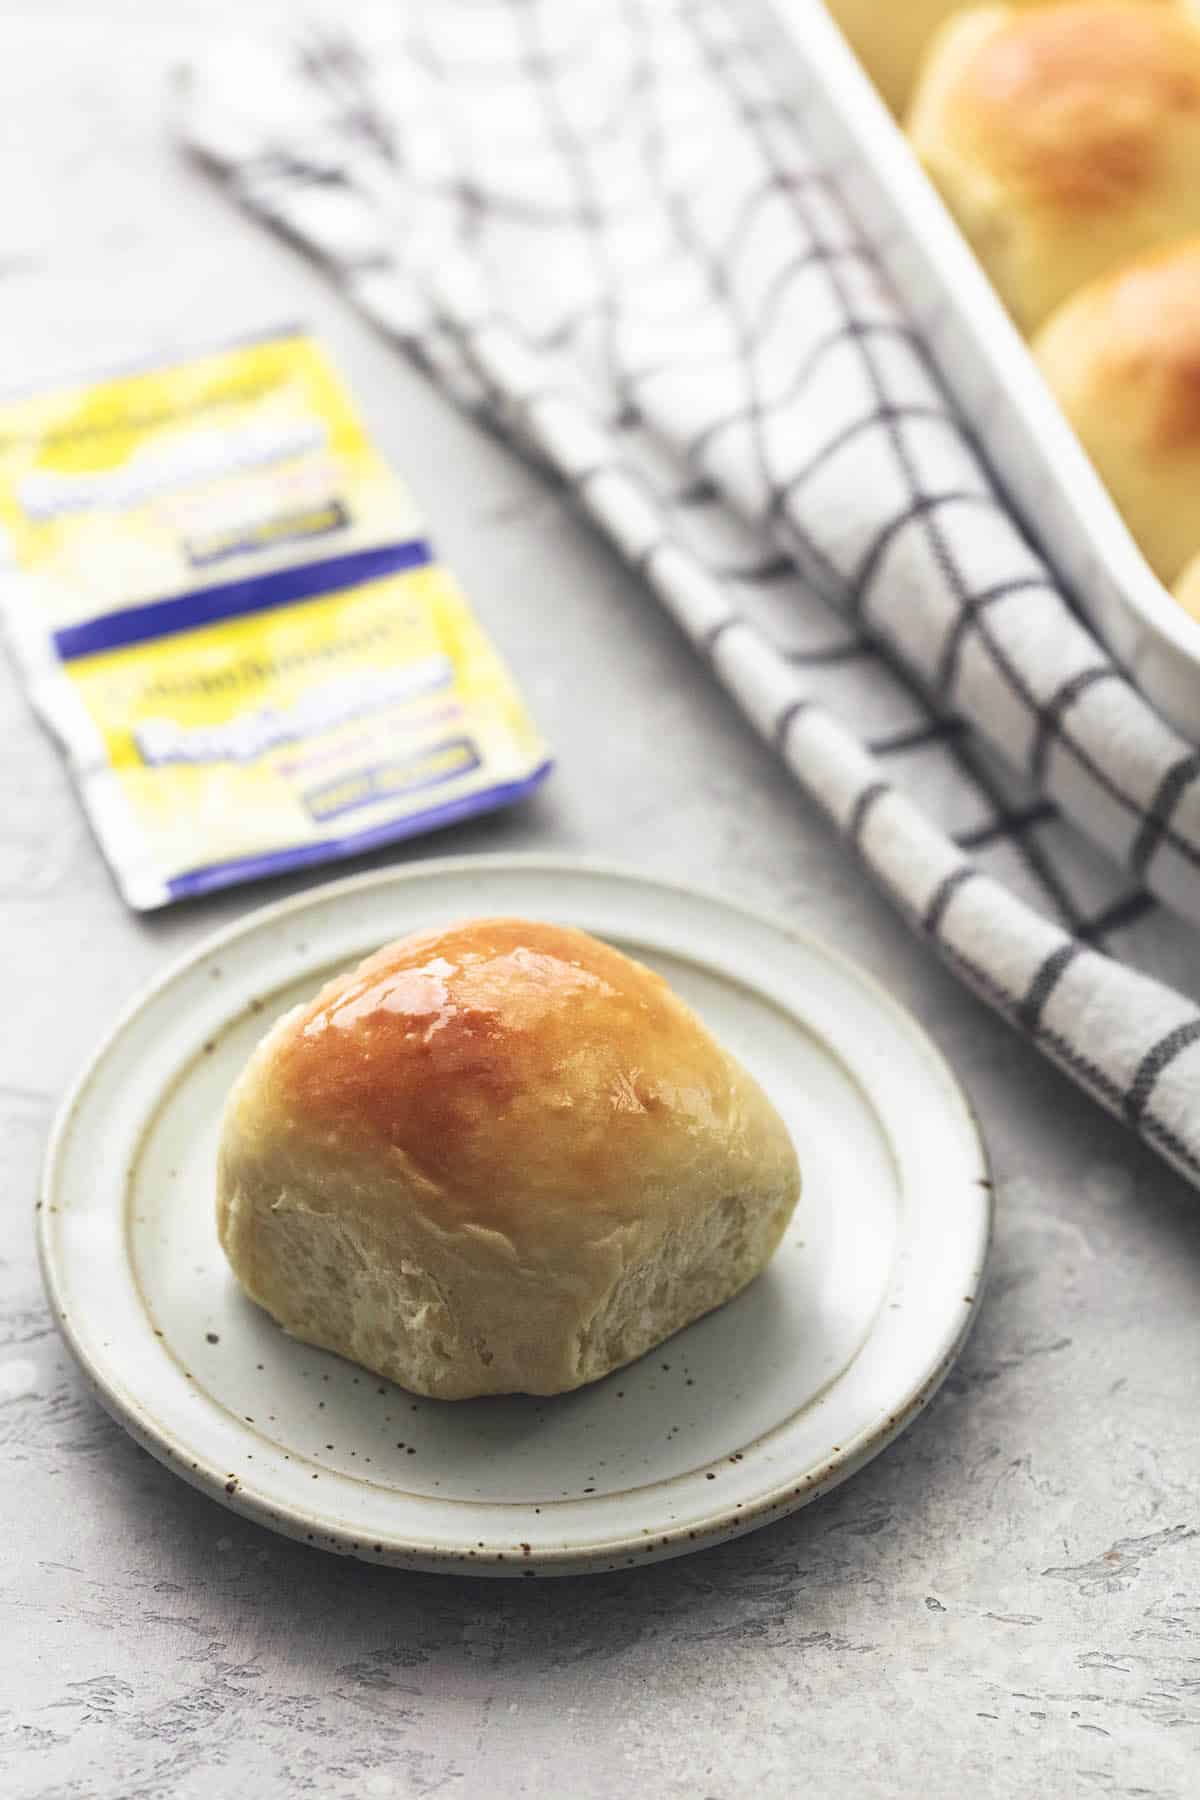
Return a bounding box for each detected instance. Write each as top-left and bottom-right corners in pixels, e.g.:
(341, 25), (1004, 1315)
(37, 853), (993, 1576)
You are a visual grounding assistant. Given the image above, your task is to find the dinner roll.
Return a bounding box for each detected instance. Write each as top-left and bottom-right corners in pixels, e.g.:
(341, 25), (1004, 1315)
(217, 918), (801, 1400)
(907, 3), (1200, 332)
(826, 0), (1165, 117)
(1034, 240), (1200, 584)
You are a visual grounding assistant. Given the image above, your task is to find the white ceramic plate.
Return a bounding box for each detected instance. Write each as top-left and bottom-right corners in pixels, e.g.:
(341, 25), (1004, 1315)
(39, 856), (991, 1577)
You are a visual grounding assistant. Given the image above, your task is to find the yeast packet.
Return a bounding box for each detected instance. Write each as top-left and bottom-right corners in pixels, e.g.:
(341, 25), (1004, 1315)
(0, 328), (550, 908)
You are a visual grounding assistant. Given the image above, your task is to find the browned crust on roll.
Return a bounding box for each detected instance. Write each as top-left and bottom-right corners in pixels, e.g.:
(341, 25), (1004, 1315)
(1058, 242), (1200, 453)
(949, 5), (1200, 209)
(273, 918), (734, 1239)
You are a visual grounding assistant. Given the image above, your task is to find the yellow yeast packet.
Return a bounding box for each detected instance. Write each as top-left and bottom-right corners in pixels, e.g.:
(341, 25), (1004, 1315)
(0, 328), (550, 907)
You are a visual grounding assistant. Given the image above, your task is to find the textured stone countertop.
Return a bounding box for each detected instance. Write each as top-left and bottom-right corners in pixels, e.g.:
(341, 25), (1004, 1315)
(3, 7), (1198, 1797)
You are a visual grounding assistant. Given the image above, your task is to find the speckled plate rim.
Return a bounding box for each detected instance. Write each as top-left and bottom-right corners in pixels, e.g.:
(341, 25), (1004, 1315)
(38, 855), (992, 1576)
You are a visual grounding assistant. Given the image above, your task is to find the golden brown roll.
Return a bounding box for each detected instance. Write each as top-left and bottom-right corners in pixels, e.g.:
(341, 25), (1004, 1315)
(825, 0), (1165, 117)
(1034, 240), (1200, 584)
(907, 3), (1200, 333)
(217, 918), (801, 1399)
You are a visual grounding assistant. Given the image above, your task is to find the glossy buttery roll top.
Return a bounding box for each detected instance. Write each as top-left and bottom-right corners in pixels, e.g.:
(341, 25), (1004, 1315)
(1034, 239), (1200, 585)
(217, 919), (801, 1399)
(907, 3), (1200, 333)
(825, 0), (1165, 117)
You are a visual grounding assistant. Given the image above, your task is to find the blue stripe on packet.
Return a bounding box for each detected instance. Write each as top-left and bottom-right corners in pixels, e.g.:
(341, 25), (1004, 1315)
(52, 537), (434, 662)
(165, 760), (553, 901)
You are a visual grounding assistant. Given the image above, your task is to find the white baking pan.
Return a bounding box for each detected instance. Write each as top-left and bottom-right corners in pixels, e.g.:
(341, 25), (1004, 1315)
(756, 0), (1200, 740)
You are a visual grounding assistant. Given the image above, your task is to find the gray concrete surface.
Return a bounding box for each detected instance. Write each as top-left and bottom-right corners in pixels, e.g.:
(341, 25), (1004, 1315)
(2, 6), (1198, 1797)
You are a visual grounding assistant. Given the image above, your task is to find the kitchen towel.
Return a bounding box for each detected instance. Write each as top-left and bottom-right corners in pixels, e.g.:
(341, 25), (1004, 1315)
(182, 0), (1200, 1187)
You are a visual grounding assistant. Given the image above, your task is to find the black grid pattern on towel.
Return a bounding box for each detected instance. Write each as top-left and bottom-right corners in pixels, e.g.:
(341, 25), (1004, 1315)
(183, 0), (1200, 1184)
